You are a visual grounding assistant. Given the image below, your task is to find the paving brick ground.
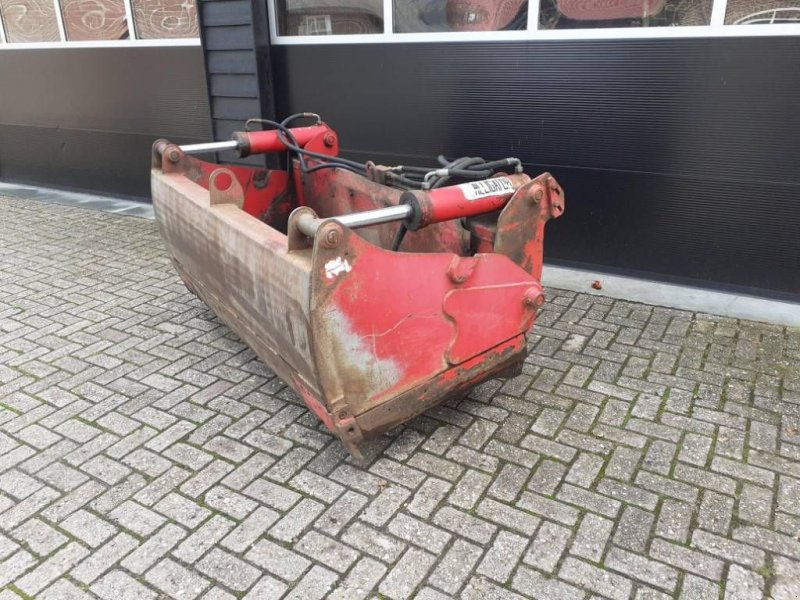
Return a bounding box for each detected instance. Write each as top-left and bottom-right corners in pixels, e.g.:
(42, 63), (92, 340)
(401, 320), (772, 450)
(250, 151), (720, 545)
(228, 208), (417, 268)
(1, 194), (800, 600)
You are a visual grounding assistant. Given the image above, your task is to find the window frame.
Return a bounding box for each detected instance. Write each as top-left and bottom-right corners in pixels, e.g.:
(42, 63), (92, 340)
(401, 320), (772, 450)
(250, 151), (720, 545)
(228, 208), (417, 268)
(269, 0), (800, 44)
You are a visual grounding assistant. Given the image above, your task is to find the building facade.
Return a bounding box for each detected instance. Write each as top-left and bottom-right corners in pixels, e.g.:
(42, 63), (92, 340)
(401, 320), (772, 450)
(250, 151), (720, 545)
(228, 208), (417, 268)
(1, 0), (798, 296)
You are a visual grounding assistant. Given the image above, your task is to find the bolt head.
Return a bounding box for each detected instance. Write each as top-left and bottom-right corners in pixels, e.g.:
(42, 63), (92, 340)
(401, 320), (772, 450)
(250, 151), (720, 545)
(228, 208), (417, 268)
(323, 133), (336, 148)
(168, 149), (181, 163)
(322, 226), (342, 249)
(524, 289), (545, 308)
(533, 188), (544, 202)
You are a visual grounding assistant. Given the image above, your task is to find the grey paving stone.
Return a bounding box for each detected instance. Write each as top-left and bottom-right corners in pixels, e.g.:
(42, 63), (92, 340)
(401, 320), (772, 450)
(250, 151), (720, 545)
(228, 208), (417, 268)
(204, 485), (258, 520)
(476, 530), (528, 583)
(697, 490), (735, 534)
(0, 550), (37, 588)
(407, 477), (451, 519)
(283, 564), (338, 599)
(524, 520), (571, 572)
(196, 548), (261, 592)
(511, 565), (586, 600)
(121, 522), (187, 574)
(723, 564), (764, 600)
(433, 506), (497, 544)
(242, 477), (301, 510)
(2, 198), (799, 600)
(738, 484), (774, 527)
(359, 483), (411, 526)
(449, 468), (492, 509)
(679, 573), (720, 599)
(733, 525), (800, 560)
(71, 532), (139, 584)
(571, 513), (615, 561)
(315, 489), (367, 535)
(566, 452), (605, 487)
(559, 557), (634, 600)
(39, 578), (95, 599)
(91, 569), (158, 600)
(328, 557), (387, 600)
(388, 511), (452, 553)
(14, 541), (90, 596)
(518, 491), (580, 526)
(268, 497), (324, 542)
(476, 497), (541, 536)
(605, 547), (678, 593)
(245, 538), (310, 581)
(340, 521), (407, 563)
(691, 529), (766, 569)
(649, 538), (724, 581)
(242, 575), (287, 600)
(488, 463), (529, 502)
(294, 530), (359, 573)
(145, 557), (211, 599)
(527, 458), (569, 495)
(655, 499), (694, 543)
(429, 538), (483, 595)
(58, 509), (116, 548)
(11, 518), (68, 556)
(221, 505), (279, 552)
(772, 555), (800, 600)
(614, 505), (654, 552)
(379, 547), (436, 600)
(109, 500), (166, 536)
(172, 515), (234, 563)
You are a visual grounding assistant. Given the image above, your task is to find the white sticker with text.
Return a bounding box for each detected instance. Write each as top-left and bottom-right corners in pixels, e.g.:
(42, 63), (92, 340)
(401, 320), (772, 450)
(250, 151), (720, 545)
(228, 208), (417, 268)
(458, 177), (515, 201)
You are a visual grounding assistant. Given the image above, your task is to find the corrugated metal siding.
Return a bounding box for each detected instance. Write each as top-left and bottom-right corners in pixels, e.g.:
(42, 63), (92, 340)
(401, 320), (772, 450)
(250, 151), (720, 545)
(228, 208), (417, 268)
(0, 47), (211, 198)
(271, 38), (800, 296)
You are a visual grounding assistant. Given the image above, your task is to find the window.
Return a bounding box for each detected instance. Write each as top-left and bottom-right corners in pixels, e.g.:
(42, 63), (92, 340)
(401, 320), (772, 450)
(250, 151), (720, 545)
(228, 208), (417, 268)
(538, 0), (713, 29)
(271, 0), (800, 41)
(133, 0), (198, 38)
(276, 0), (383, 36)
(61, 0), (129, 40)
(725, 0), (800, 25)
(395, 0), (527, 32)
(0, 0), (198, 43)
(0, 0), (60, 42)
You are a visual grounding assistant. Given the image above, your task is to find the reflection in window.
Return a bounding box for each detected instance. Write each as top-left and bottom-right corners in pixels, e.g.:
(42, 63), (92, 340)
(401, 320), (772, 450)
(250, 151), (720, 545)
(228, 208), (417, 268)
(0, 0), (60, 41)
(539, 0), (712, 29)
(276, 0), (383, 35)
(133, 0), (198, 38)
(61, 0), (129, 40)
(725, 0), (800, 25)
(395, 0), (526, 32)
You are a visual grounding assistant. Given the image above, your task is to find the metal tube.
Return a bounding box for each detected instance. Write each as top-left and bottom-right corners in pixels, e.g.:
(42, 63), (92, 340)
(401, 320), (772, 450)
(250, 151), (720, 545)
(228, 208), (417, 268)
(179, 140), (240, 155)
(334, 205), (412, 229)
(297, 205), (413, 238)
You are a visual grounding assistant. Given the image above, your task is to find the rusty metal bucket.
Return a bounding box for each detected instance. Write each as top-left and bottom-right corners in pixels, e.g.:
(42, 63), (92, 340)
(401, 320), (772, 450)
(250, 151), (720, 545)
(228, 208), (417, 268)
(151, 122), (563, 455)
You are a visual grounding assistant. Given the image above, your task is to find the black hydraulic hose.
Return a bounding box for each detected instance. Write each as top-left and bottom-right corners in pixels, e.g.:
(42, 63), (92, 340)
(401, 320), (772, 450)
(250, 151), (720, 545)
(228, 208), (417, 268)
(391, 223), (408, 251)
(302, 162), (367, 176)
(244, 114), (520, 192)
(475, 158), (521, 171)
(247, 116), (367, 177)
(447, 168), (493, 178)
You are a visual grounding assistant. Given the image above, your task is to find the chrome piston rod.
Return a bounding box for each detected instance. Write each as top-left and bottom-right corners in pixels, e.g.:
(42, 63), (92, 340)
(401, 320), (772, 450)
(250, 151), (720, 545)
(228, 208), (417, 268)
(297, 205), (412, 237)
(179, 140), (240, 155)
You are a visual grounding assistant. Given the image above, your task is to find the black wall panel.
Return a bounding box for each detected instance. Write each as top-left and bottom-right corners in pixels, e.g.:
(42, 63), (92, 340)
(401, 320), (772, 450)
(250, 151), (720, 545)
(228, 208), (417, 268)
(272, 38), (800, 296)
(0, 46), (212, 198)
(197, 0), (277, 167)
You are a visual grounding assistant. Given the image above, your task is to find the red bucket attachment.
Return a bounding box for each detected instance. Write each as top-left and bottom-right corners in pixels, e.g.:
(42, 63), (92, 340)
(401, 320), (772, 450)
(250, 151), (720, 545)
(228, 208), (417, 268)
(151, 119), (563, 455)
